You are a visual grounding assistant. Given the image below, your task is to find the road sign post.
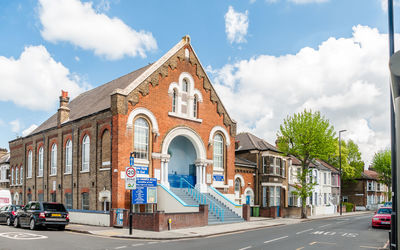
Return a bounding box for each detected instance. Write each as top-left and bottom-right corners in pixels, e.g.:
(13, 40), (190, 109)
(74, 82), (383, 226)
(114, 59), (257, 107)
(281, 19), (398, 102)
(127, 153), (136, 235)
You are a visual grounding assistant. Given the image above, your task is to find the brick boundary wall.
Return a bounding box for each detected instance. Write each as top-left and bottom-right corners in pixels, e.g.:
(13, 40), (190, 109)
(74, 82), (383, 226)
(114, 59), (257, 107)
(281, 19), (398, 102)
(242, 204), (251, 221)
(110, 205), (208, 231)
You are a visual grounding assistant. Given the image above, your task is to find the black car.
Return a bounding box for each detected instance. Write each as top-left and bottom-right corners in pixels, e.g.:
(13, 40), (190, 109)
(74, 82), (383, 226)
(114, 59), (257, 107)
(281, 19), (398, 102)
(14, 201), (69, 230)
(0, 205), (22, 226)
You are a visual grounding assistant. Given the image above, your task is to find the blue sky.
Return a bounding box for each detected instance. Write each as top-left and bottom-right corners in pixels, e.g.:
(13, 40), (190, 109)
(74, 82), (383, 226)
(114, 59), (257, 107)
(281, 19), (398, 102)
(0, 0), (397, 165)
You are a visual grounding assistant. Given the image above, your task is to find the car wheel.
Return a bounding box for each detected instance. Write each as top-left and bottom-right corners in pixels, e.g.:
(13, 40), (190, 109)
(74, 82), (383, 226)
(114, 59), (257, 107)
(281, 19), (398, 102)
(29, 219), (36, 230)
(13, 217), (19, 228)
(58, 225), (65, 231)
(6, 217), (11, 226)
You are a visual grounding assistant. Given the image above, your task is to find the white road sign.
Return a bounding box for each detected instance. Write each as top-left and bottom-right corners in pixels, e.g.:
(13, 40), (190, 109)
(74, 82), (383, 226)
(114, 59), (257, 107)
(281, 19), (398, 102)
(125, 166), (136, 190)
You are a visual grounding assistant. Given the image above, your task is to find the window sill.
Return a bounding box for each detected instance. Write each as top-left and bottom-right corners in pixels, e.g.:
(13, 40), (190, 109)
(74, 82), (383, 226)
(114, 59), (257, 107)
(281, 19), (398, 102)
(64, 173), (72, 175)
(27, 177), (32, 179)
(80, 170), (90, 174)
(99, 168), (111, 171)
(37, 176), (43, 178)
(49, 174), (57, 177)
(168, 112), (202, 123)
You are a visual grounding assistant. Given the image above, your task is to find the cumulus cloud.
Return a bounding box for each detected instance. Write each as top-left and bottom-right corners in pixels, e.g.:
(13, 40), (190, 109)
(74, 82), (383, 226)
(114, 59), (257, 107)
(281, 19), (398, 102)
(0, 45), (86, 111)
(210, 25), (392, 166)
(38, 0), (157, 60)
(22, 124), (38, 137)
(9, 120), (21, 133)
(225, 6), (249, 44)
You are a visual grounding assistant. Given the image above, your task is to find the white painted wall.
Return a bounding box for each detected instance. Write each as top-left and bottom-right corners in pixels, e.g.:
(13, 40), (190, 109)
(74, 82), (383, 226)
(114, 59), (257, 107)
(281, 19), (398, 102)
(157, 185), (199, 213)
(69, 212), (110, 226)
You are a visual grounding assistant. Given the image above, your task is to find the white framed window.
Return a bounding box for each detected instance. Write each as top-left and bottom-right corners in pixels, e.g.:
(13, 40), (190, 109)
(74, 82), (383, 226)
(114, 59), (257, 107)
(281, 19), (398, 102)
(282, 160), (286, 177)
(38, 147), (43, 177)
(82, 135), (90, 172)
(234, 178), (241, 192)
(15, 167), (19, 185)
(182, 79), (189, 92)
(0, 167), (6, 181)
(324, 172), (327, 184)
(27, 150), (32, 178)
(213, 134), (224, 171)
(134, 118), (149, 160)
(51, 144), (57, 175)
(65, 140), (72, 174)
(172, 90), (177, 112)
(20, 166), (23, 185)
(268, 186), (281, 207)
(82, 192), (89, 210)
(11, 168), (14, 185)
(193, 95), (198, 118)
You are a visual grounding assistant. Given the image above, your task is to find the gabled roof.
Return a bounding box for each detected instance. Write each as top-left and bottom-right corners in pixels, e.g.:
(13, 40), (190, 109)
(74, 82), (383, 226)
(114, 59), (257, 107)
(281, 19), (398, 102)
(31, 64), (152, 135)
(0, 153), (10, 164)
(236, 132), (279, 153)
(364, 170), (379, 180)
(316, 159), (339, 174)
(235, 156), (257, 168)
(290, 155), (317, 168)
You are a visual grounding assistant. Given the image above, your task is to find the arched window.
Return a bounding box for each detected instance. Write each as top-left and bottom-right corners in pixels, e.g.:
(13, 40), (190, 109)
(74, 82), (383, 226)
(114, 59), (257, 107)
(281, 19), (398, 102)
(51, 144), (57, 175)
(11, 168), (14, 185)
(38, 147), (44, 177)
(134, 118), (149, 160)
(27, 150), (32, 178)
(193, 95), (198, 118)
(65, 140), (72, 174)
(20, 166), (23, 185)
(235, 178), (241, 193)
(15, 167), (19, 185)
(182, 79), (188, 92)
(82, 135), (90, 172)
(213, 134), (224, 171)
(172, 89), (177, 112)
(101, 130), (111, 167)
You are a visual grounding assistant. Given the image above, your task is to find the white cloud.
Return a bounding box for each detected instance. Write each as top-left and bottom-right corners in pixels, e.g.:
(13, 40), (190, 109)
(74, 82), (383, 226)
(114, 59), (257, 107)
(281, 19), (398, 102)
(96, 0), (110, 12)
(75, 56), (80, 61)
(379, 0), (400, 11)
(9, 120), (21, 133)
(288, 0), (328, 3)
(225, 6), (249, 44)
(0, 45), (87, 111)
(38, 0), (157, 60)
(22, 124), (38, 137)
(211, 25), (393, 166)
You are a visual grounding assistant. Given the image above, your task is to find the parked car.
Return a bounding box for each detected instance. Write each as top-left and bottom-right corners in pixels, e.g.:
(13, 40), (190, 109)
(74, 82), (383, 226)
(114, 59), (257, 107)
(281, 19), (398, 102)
(0, 205), (22, 226)
(14, 201), (69, 230)
(384, 201), (392, 207)
(372, 207), (392, 228)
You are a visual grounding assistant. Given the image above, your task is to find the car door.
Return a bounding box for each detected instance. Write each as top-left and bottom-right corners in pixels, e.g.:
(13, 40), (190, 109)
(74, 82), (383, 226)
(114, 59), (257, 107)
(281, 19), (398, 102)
(20, 203), (31, 226)
(0, 206), (6, 222)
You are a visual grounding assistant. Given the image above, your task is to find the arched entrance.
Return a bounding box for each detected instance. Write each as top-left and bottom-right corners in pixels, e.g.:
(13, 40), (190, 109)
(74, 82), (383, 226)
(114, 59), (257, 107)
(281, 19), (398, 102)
(167, 136), (197, 188)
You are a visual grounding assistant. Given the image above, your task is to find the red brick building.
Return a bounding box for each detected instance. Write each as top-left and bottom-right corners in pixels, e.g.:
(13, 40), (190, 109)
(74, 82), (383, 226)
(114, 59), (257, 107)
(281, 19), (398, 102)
(8, 36), (239, 223)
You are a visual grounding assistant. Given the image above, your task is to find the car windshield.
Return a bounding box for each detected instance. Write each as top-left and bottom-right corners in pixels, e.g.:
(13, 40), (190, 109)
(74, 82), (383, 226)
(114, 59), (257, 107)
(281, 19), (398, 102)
(377, 208), (392, 214)
(43, 203), (67, 212)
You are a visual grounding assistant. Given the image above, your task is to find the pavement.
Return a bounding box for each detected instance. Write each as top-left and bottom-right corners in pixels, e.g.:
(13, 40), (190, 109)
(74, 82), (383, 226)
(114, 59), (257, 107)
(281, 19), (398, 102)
(65, 211), (373, 240)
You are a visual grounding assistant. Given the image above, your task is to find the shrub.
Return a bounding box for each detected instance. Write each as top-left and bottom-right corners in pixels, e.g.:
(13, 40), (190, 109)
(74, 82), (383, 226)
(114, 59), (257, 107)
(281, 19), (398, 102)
(343, 202), (354, 212)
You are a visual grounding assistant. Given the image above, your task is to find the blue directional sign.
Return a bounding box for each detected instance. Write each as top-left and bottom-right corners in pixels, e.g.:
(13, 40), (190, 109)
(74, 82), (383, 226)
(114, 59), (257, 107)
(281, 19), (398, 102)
(132, 187), (146, 204)
(135, 166), (149, 175)
(129, 156), (134, 166)
(136, 177), (157, 187)
(213, 175), (224, 181)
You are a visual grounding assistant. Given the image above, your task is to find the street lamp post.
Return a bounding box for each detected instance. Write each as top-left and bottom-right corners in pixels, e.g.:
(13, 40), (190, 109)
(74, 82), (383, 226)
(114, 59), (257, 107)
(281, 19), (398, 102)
(339, 129), (346, 216)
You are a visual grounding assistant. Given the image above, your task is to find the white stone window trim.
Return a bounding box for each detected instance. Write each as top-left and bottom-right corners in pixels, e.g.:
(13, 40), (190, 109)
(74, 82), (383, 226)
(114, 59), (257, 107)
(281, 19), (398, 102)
(99, 168), (111, 171)
(82, 135), (90, 172)
(65, 139), (72, 174)
(208, 126), (230, 146)
(49, 174), (58, 177)
(63, 172), (72, 176)
(27, 150), (32, 178)
(168, 112), (202, 123)
(80, 170), (90, 174)
(126, 107), (159, 136)
(234, 174), (245, 187)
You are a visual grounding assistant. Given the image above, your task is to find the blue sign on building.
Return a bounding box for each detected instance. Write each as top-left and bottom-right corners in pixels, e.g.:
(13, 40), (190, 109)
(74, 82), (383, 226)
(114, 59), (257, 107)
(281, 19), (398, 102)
(132, 186), (157, 204)
(135, 166), (149, 175)
(136, 177), (157, 187)
(213, 175), (224, 182)
(129, 156), (134, 166)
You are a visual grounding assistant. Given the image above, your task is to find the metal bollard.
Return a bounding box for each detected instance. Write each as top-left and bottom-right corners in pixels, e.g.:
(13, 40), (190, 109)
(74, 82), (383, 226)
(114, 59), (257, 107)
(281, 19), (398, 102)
(168, 218), (172, 230)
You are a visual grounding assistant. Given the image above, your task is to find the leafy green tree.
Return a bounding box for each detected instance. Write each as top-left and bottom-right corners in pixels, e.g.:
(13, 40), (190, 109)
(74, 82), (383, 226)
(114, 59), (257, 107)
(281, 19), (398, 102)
(277, 110), (336, 218)
(372, 149), (391, 200)
(347, 139), (364, 178)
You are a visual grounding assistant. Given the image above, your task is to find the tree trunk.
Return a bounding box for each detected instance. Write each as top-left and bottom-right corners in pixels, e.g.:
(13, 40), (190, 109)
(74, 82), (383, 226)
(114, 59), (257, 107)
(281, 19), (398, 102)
(301, 198), (307, 218)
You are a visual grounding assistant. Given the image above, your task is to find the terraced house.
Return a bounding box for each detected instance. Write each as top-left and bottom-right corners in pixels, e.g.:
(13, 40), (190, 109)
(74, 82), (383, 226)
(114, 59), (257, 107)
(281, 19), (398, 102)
(8, 36), (246, 230)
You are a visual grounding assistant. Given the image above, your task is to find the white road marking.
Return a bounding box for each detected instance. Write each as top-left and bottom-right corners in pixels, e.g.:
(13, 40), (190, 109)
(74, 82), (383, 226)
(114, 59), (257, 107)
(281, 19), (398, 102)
(264, 236), (288, 244)
(359, 246), (379, 249)
(296, 228), (313, 234)
(311, 231), (358, 237)
(238, 246), (252, 250)
(114, 246), (127, 249)
(318, 223), (332, 228)
(0, 232), (48, 240)
(147, 241), (157, 244)
(131, 243), (144, 247)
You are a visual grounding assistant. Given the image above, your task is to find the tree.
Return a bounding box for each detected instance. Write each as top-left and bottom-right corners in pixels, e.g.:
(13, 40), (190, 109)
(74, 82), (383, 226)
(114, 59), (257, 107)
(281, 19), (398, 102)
(347, 139), (364, 178)
(372, 149), (391, 200)
(277, 110), (336, 218)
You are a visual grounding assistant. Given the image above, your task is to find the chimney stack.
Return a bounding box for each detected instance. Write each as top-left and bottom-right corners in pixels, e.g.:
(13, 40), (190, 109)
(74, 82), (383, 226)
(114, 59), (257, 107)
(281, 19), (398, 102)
(57, 90), (70, 126)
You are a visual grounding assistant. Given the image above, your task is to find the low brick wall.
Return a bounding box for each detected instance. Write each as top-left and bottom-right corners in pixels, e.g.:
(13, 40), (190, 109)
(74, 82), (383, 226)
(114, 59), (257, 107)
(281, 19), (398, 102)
(111, 205), (208, 231)
(282, 207), (311, 218)
(259, 207), (281, 218)
(242, 204), (251, 221)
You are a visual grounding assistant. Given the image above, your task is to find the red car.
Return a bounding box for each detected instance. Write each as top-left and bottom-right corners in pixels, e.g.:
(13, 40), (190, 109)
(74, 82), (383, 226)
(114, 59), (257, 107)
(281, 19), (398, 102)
(372, 207), (392, 228)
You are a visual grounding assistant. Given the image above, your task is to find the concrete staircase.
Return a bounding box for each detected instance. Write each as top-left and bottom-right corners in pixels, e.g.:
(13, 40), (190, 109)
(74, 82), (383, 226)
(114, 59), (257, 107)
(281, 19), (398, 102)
(170, 187), (244, 225)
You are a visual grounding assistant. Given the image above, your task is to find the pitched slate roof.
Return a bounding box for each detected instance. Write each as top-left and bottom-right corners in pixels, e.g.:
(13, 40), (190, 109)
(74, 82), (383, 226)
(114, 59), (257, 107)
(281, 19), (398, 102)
(30, 64), (153, 135)
(0, 153), (10, 164)
(235, 156), (257, 168)
(290, 155), (317, 168)
(364, 170), (379, 180)
(316, 159), (339, 174)
(236, 132), (279, 152)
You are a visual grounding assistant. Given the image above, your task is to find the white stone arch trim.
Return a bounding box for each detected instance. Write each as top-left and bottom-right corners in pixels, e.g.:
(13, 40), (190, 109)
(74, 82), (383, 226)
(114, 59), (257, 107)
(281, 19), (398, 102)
(168, 82), (179, 96)
(244, 187), (254, 196)
(234, 174), (245, 187)
(126, 107), (159, 136)
(161, 126), (206, 161)
(193, 89), (203, 102)
(209, 126), (231, 146)
(179, 72), (195, 95)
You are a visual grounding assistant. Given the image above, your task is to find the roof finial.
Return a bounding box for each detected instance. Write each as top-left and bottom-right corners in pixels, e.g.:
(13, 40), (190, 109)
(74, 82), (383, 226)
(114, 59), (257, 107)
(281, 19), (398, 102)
(182, 35), (190, 43)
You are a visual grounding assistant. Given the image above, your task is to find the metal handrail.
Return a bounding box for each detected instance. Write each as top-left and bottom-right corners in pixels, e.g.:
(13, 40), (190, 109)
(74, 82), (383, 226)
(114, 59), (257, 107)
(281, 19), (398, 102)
(180, 178), (224, 221)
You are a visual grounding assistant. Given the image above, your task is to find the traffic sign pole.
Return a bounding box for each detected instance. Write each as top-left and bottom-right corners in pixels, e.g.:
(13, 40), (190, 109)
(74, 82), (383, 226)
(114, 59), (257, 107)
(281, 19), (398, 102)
(129, 152), (134, 235)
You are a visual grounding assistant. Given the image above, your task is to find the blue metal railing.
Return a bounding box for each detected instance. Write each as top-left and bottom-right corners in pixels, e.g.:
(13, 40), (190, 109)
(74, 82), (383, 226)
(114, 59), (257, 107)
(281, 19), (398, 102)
(179, 178), (224, 221)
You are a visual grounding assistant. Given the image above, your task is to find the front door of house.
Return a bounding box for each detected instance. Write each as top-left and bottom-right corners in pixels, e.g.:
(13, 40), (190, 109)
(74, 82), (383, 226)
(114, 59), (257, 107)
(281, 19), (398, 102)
(168, 136), (197, 188)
